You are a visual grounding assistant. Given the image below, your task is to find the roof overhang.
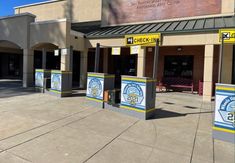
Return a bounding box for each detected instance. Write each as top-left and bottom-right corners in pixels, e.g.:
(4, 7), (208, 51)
(85, 16), (235, 39)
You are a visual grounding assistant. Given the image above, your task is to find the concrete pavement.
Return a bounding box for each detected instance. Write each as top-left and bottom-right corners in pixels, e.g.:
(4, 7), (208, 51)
(0, 90), (234, 163)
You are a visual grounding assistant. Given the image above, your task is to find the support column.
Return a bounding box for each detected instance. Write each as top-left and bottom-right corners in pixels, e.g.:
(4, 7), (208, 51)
(221, 44), (233, 84)
(23, 49), (34, 88)
(103, 48), (109, 73)
(60, 48), (71, 71)
(203, 45), (214, 102)
(137, 47), (146, 77)
(42, 48), (46, 69)
(80, 50), (88, 89)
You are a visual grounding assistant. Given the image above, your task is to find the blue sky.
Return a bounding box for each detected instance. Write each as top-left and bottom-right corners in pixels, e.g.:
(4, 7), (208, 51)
(0, 0), (47, 16)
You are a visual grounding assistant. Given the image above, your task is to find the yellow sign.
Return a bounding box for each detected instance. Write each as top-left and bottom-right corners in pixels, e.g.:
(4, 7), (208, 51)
(219, 29), (235, 44)
(111, 47), (121, 55)
(125, 33), (161, 46)
(130, 46), (140, 54)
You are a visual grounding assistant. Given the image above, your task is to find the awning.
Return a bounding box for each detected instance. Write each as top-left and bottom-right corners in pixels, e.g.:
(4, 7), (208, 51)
(85, 16), (235, 39)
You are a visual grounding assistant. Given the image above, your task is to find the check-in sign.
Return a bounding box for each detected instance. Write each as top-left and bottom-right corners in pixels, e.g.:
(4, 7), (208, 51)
(125, 33), (161, 46)
(219, 29), (235, 43)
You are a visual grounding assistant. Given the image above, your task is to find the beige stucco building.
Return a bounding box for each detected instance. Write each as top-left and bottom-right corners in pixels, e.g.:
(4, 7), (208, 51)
(0, 0), (234, 101)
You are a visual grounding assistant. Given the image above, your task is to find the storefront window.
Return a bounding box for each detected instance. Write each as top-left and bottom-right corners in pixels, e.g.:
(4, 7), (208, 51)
(164, 55), (194, 78)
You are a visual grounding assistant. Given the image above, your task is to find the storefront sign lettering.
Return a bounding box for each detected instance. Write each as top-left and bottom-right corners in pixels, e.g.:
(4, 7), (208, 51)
(125, 33), (161, 46)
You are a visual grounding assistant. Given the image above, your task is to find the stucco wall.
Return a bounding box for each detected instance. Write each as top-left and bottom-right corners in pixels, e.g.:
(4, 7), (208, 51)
(0, 14), (35, 49)
(30, 20), (68, 48)
(15, 1), (66, 22)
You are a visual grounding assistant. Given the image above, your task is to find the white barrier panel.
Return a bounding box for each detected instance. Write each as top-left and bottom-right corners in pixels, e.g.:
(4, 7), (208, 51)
(213, 83), (235, 143)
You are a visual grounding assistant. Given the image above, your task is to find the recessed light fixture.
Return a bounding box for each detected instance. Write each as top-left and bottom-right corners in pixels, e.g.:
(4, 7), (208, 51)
(177, 47), (182, 51)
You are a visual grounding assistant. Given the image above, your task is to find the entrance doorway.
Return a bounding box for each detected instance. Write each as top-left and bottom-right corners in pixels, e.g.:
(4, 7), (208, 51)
(87, 48), (137, 89)
(0, 53), (23, 79)
(164, 55), (194, 79)
(72, 51), (81, 88)
(109, 48), (137, 88)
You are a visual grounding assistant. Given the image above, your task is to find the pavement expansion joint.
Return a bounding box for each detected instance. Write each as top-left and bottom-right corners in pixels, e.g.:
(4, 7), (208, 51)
(82, 120), (140, 163)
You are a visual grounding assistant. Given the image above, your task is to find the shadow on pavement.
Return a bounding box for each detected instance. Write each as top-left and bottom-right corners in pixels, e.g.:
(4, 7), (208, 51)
(0, 79), (36, 98)
(149, 109), (214, 120)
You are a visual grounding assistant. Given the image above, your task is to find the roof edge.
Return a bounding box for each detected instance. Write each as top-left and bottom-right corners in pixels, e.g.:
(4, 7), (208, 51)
(14, 0), (65, 9)
(0, 13), (36, 20)
(86, 29), (220, 39)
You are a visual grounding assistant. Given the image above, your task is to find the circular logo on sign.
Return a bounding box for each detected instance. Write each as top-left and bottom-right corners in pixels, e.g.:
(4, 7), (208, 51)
(219, 95), (235, 126)
(88, 78), (102, 98)
(123, 83), (144, 106)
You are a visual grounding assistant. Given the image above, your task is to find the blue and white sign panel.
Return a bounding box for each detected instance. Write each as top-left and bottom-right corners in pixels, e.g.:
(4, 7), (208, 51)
(51, 73), (62, 91)
(214, 84), (235, 135)
(86, 76), (104, 101)
(35, 71), (44, 87)
(121, 80), (146, 110)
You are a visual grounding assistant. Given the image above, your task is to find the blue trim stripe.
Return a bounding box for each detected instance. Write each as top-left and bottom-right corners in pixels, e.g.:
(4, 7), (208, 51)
(50, 89), (62, 92)
(216, 90), (235, 94)
(214, 121), (233, 128)
(86, 95), (103, 100)
(122, 80), (146, 84)
(88, 76), (104, 79)
(214, 124), (235, 131)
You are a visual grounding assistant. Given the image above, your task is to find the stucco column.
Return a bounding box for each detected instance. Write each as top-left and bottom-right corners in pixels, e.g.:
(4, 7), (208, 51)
(221, 44), (233, 84)
(203, 45), (214, 102)
(42, 48), (47, 69)
(80, 50), (88, 89)
(23, 49), (34, 87)
(103, 48), (109, 73)
(137, 47), (146, 77)
(60, 48), (72, 71)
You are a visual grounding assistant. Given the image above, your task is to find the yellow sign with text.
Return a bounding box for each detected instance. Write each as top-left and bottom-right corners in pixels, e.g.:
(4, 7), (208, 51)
(219, 29), (235, 44)
(125, 33), (161, 46)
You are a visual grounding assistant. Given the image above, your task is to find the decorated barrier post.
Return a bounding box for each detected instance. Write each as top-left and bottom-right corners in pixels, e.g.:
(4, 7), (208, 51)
(213, 84), (235, 143)
(47, 70), (72, 97)
(86, 72), (115, 108)
(35, 69), (51, 92)
(119, 76), (156, 120)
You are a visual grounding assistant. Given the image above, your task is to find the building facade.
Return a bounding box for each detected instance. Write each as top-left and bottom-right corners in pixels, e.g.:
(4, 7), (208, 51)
(0, 0), (234, 101)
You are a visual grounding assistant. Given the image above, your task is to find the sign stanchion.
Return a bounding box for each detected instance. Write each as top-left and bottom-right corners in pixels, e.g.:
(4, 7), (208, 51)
(95, 43), (100, 72)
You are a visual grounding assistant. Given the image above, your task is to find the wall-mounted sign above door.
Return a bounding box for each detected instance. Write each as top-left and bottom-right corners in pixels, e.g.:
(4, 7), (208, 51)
(125, 33), (161, 46)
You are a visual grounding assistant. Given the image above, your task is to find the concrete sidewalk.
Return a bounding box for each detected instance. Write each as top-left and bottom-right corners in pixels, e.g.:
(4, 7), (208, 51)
(0, 92), (234, 163)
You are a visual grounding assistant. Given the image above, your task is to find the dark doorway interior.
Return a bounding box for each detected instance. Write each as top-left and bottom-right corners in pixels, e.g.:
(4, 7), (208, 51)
(46, 52), (60, 70)
(109, 48), (137, 89)
(72, 51), (81, 88)
(34, 50), (43, 69)
(87, 48), (137, 89)
(0, 53), (23, 79)
(164, 55), (194, 79)
(87, 49), (104, 73)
